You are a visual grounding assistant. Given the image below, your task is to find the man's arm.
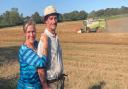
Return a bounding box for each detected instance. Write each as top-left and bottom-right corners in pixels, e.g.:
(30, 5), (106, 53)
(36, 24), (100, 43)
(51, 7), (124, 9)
(38, 68), (50, 89)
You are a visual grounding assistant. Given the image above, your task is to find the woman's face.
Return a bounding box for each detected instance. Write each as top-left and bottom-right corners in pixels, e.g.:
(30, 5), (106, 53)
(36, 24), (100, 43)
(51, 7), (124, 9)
(25, 25), (36, 44)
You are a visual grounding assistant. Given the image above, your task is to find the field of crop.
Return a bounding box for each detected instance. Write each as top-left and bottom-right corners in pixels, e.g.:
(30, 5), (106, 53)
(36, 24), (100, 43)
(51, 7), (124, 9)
(0, 17), (128, 89)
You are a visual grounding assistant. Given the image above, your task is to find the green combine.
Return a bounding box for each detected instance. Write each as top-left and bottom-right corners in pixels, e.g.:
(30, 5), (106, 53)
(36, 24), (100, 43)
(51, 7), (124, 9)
(79, 18), (106, 33)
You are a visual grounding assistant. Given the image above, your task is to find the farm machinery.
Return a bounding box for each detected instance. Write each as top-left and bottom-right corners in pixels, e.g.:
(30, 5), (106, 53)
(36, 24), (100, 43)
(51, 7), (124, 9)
(77, 18), (106, 33)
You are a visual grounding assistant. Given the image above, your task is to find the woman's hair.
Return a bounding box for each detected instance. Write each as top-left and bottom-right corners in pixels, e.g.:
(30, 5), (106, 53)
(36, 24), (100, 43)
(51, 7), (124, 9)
(23, 19), (36, 33)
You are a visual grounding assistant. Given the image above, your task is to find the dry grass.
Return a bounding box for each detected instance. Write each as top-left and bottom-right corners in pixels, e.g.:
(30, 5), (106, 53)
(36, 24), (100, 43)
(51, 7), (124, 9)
(0, 18), (128, 89)
(63, 43), (128, 89)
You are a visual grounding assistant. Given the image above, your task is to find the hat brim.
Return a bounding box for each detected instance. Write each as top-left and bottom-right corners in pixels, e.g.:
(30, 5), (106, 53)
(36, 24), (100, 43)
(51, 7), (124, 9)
(43, 13), (60, 22)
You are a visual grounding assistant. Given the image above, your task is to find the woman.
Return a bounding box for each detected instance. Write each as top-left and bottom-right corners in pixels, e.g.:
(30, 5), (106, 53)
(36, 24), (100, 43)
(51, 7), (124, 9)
(17, 20), (49, 89)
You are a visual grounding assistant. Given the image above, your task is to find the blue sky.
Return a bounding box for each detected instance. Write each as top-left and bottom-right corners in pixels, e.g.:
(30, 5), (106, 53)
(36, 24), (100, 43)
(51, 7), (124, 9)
(0, 0), (128, 16)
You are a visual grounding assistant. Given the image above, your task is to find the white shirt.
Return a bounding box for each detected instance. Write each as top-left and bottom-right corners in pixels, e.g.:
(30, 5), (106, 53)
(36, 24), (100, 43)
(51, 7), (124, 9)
(37, 28), (63, 80)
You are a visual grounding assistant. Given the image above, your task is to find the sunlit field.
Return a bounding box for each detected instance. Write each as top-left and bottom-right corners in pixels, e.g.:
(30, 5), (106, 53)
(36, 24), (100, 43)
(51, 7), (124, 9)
(0, 17), (128, 89)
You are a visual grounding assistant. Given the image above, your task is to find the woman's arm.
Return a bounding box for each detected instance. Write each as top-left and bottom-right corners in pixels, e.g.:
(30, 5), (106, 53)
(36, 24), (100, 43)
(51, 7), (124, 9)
(38, 68), (50, 89)
(40, 33), (48, 56)
(38, 33), (50, 89)
(19, 46), (47, 68)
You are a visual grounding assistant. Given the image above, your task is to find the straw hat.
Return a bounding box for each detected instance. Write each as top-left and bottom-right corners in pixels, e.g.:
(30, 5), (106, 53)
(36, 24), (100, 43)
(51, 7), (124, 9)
(43, 5), (59, 22)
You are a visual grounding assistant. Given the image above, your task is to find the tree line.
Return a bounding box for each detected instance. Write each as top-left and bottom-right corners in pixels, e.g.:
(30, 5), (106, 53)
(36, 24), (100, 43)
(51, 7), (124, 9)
(89, 6), (128, 18)
(0, 6), (128, 28)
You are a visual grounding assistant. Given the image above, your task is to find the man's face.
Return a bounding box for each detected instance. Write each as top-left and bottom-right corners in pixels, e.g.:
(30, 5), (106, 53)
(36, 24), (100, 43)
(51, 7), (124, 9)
(45, 15), (58, 31)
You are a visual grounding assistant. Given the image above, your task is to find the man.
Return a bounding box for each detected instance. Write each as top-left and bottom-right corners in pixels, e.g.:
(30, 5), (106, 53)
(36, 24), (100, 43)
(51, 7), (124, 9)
(37, 5), (64, 89)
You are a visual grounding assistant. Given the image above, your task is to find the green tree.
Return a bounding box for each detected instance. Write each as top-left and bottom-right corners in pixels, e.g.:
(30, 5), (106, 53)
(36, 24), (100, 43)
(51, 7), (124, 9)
(62, 10), (88, 21)
(31, 12), (41, 23)
(0, 8), (24, 27)
(79, 10), (88, 20)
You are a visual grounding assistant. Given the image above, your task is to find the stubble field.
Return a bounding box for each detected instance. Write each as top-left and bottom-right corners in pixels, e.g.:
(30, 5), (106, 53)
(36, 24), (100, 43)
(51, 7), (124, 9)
(0, 17), (128, 89)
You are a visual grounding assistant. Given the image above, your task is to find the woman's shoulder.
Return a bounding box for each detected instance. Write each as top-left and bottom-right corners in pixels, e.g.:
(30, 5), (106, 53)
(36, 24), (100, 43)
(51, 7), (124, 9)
(19, 41), (38, 52)
(19, 44), (28, 51)
(18, 44), (29, 56)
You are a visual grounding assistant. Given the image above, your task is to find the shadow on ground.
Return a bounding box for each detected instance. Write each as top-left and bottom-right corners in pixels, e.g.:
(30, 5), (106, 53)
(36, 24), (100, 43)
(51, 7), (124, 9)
(0, 77), (18, 89)
(89, 81), (106, 89)
(0, 46), (19, 89)
(0, 46), (19, 66)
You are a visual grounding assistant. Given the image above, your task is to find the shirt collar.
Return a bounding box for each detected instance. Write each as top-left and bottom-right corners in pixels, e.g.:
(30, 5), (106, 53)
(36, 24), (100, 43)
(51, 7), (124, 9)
(44, 28), (57, 37)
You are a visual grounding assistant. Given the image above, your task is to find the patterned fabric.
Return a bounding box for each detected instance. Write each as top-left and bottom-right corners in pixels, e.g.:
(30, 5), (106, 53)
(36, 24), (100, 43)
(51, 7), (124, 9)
(17, 41), (47, 89)
(37, 29), (63, 81)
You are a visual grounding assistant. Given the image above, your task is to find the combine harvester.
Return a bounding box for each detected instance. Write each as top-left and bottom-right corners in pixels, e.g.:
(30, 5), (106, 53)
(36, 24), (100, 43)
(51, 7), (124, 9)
(77, 18), (106, 33)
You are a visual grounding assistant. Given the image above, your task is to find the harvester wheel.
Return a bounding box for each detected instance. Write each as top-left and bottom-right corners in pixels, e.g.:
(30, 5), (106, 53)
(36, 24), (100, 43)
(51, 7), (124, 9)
(86, 27), (90, 33)
(96, 27), (100, 32)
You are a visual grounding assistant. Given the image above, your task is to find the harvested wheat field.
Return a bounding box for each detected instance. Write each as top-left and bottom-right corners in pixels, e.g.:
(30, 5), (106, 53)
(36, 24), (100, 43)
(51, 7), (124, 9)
(0, 17), (128, 89)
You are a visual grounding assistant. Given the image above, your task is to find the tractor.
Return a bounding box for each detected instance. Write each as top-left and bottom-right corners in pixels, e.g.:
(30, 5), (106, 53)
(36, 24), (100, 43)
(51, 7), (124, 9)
(77, 18), (106, 33)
